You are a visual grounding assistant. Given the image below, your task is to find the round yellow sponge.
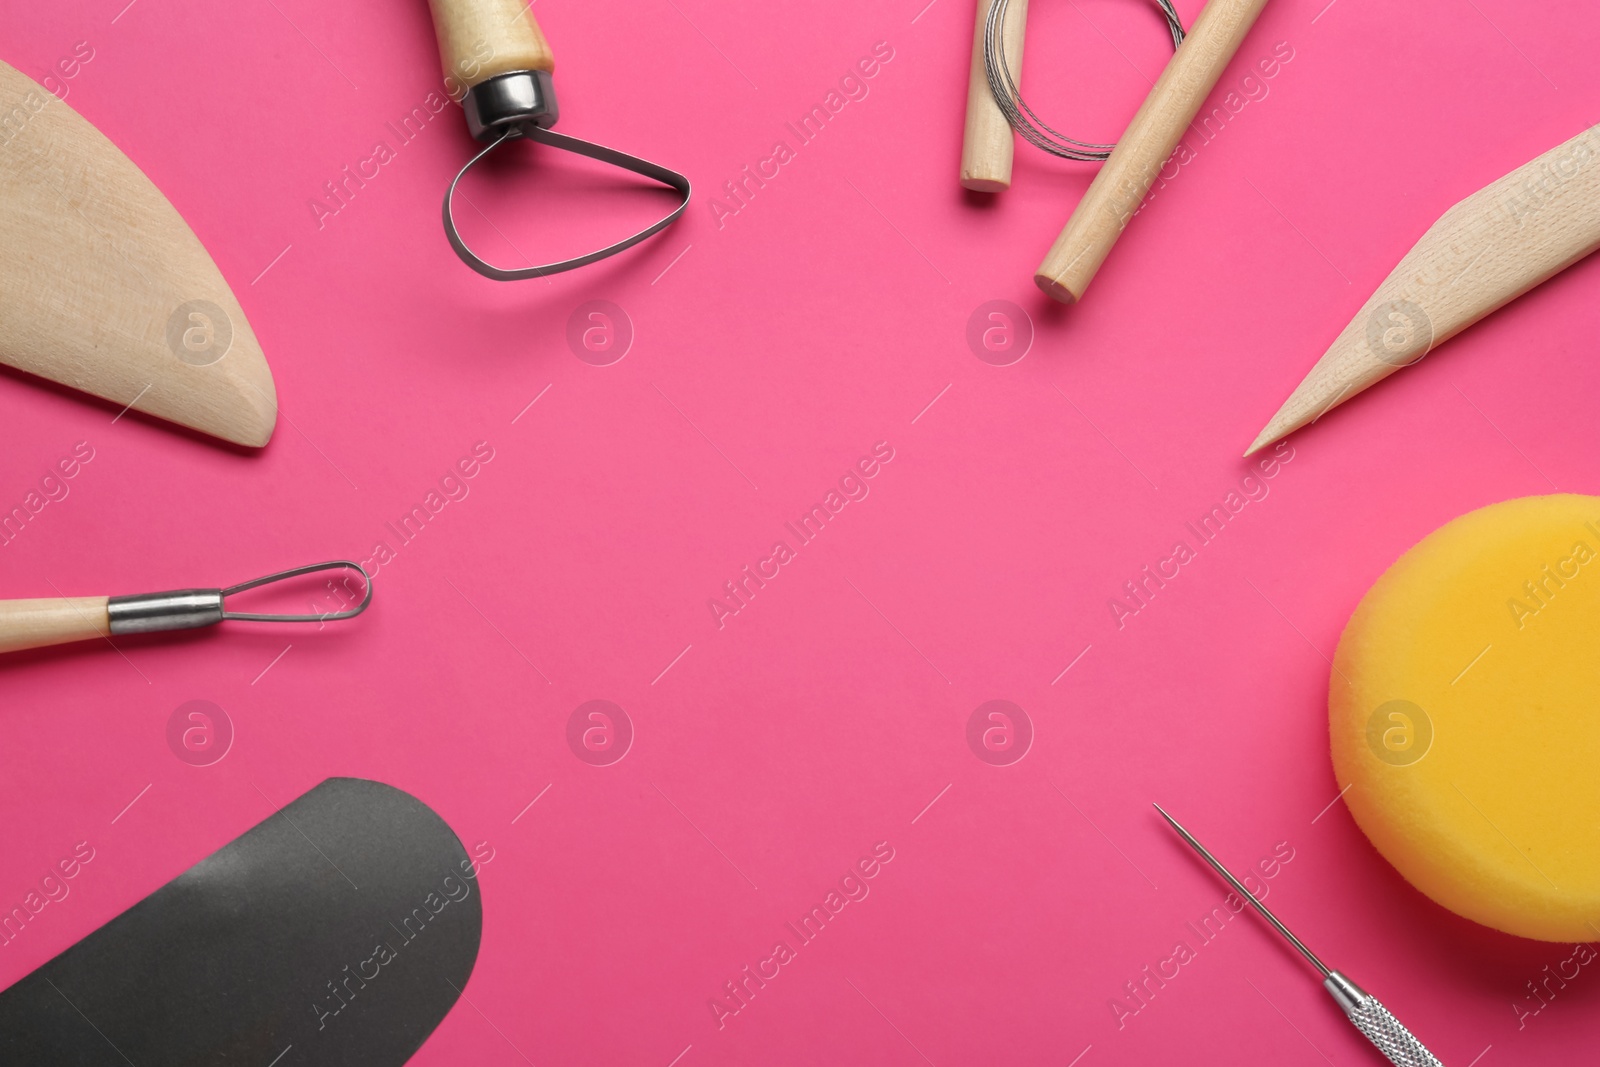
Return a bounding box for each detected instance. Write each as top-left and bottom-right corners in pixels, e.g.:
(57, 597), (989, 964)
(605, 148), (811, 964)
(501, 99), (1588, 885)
(1331, 494), (1600, 941)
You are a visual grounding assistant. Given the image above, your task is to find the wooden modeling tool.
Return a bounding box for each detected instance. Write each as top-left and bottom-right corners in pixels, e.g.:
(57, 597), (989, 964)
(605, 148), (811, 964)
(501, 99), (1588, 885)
(1034, 0), (1269, 303)
(428, 0), (692, 280)
(0, 61), (276, 447)
(0, 561), (370, 655)
(1248, 123), (1600, 456)
(961, 0), (1028, 191)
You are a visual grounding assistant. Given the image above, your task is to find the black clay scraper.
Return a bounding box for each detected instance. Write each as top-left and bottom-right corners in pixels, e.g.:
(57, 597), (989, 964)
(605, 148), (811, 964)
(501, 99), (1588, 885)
(0, 778), (485, 1064)
(429, 0), (692, 279)
(0, 61), (276, 447)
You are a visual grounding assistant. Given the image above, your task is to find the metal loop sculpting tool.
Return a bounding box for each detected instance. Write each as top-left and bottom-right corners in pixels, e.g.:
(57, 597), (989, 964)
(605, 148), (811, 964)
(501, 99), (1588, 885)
(1154, 804), (1445, 1067)
(0, 561), (373, 655)
(429, 0), (692, 281)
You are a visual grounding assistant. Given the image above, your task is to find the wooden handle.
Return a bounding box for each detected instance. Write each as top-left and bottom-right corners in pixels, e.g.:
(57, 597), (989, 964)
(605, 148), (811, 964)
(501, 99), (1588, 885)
(1248, 124), (1600, 454)
(0, 597), (110, 654)
(961, 0), (1028, 192)
(1034, 0), (1269, 303)
(427, 0), (554, 89)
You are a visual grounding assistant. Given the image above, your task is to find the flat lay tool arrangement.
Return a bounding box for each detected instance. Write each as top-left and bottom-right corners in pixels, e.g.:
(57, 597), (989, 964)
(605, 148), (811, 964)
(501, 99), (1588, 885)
(2, 1), (1597, 1065)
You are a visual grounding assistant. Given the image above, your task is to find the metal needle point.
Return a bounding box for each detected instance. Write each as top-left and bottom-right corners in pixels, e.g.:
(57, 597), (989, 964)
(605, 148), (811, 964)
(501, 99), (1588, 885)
(1153, 803), (1446, 1067)
(1153, 803), (1330, 976)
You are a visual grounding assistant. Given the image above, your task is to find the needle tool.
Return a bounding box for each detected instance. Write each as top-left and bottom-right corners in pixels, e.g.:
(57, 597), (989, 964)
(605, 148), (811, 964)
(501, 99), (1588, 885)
(1154, 804), (1445, 1067)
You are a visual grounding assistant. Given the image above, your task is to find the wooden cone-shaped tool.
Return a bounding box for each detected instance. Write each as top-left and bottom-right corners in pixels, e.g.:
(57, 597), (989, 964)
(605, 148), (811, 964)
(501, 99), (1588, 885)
(1248, 124), (1600, 456)
(0, 61), (276, 447)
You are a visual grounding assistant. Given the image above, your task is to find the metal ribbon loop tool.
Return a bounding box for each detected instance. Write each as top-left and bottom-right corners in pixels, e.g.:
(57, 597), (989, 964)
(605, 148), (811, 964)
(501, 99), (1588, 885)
(430, 0), (693, 283)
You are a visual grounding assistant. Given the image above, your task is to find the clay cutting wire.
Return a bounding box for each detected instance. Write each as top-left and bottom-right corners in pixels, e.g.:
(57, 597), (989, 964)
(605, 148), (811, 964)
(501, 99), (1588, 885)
(985, 0), (1185, 161)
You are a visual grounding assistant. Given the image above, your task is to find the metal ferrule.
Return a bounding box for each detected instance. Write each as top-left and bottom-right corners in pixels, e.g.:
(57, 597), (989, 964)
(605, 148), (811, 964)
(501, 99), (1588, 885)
(463, 70), (558, 142)
(107, 589), (225, 636)
(1323, 970), (1369, 1016)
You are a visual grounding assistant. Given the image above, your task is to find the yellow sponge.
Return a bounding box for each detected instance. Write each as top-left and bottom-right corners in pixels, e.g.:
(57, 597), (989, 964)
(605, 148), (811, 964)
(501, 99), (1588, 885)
(1331, 494), (1600, 941)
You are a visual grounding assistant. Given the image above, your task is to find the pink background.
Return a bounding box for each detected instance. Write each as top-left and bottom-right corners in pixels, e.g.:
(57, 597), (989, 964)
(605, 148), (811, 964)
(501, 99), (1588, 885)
(4, 0), (1600, 1063)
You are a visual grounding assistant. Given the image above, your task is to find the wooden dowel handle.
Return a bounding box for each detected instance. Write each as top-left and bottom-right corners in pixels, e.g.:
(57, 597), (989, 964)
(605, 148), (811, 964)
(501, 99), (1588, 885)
(1035, 0), (1269, 303)
(427, 0), (554, 90)
(0, 597), (110, 654)
(961, 0), (1028, 192)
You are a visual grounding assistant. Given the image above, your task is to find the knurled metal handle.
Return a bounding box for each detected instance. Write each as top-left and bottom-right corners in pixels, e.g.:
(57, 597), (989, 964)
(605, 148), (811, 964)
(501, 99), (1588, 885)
(1345, 996), (1445, 1067)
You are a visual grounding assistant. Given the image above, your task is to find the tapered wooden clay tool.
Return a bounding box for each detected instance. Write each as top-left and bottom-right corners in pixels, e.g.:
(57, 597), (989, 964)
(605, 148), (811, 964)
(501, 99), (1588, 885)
(1034, 0), (1269, 304)
(0, 61), (276, 447)
(1248, 123), (1600, 455)
(428, 0), (691, 279)
(961, 0), (1028, 191)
